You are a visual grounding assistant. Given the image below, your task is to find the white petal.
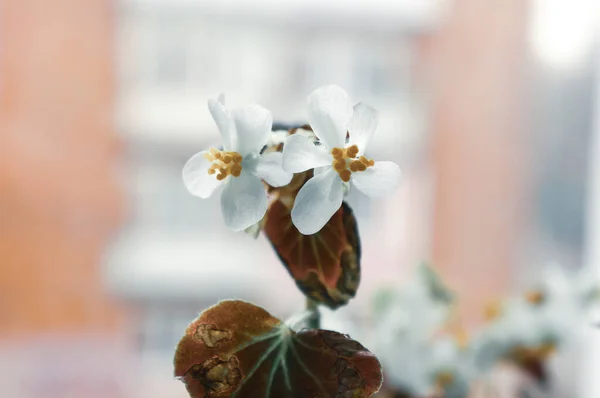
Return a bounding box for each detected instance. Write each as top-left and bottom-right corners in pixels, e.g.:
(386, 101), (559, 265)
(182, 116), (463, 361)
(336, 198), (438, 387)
(351, 161), (401, 198)
(244, 152), (293, 187)
(313, 166), (330, 176)
(182, 151), (224, 198)
(220, 171), (268, 231)
(208, 96), (236, 151)
(348, 102), (378, 154)
(307, 85), (352, 149)
(282, 134), (332, 173)
(231, 104), (273, 156)
(291, 169), (344, 235)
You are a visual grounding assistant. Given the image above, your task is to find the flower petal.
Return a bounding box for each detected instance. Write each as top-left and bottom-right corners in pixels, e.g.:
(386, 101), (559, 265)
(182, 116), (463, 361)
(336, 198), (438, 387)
(307, 85), (353, 149)
(291, 169), (344, 235)
(348, 102), (378, 154)
(282, 134), (332, 173)
(182, 151), (225, 198)
(208, 96), (236, 151)
(221, 171), (268, 231)
(231, 104), (273, 156)
(244, 152), (293, 187)
(351, 161), (401, 198)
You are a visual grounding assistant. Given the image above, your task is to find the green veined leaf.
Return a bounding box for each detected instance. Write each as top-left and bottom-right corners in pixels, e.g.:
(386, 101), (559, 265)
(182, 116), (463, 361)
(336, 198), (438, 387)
(174, 300), (383, 397)
(264, 171), (361, 309)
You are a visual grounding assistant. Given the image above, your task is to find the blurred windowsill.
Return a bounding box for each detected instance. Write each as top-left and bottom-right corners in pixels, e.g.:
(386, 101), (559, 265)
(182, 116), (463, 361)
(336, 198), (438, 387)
(103, 229), (297, 306)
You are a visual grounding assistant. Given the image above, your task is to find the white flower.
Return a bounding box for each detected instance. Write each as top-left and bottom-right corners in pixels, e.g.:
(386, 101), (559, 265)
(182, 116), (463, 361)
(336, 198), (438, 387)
(535, 263), (599, 308)
(471, 289), (567, 372)
(282, 85), (401, 234)
(531, 265), (599, 340)
(369, 267), (472, 397)
(182, 95), (292, 231)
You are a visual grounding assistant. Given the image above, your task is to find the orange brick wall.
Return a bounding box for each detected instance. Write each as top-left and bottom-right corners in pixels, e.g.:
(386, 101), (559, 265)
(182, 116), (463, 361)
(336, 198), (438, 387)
(0, 0), (125, 336)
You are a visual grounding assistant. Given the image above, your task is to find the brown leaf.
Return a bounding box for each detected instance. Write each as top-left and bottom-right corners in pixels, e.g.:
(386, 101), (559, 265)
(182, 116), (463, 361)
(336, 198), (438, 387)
(264, 170), (361, 309)
(516, 358), (548, 387)
(174, 300), (382, 398)
(508, 344), (555, 387)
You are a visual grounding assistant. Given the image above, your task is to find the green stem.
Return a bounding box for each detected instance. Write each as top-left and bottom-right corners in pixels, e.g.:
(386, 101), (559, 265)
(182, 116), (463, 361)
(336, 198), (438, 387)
(305, 298), (320, 329)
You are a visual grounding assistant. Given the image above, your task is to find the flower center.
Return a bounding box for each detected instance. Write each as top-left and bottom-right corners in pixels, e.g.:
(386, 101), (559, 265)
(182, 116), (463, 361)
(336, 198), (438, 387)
(453, 328), (469, 349)
(435, 371), (455, 388)
(524, 289), (545, 305)
(483, 300), (502, 321)
(512, 342), (556, 362)
(204, 148), (243, 181)
(330, 144), (374, 182)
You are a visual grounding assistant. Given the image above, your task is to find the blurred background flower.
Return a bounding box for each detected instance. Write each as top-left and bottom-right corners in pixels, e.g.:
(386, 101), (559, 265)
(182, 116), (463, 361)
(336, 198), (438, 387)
(1, 0), (599, 397)
(368, 265), (472, 398)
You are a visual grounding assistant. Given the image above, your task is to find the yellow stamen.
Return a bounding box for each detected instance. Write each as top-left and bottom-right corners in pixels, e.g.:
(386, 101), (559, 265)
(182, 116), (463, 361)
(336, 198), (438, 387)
(205, 148), (244, 180)
(454, 328), (469, 349)
(333, 159), (346, 171)
(339, 170), (351, 182)
(525, 290), (545, 305)
(331, 147), (344, 159)
(358, 156), (374, 167)
(230, 164), (242, 177)
(346, 144), (359, 158)
(330, 146), (374, 181)
(350, 160), (367, 172)
(484, 300), (502, 321)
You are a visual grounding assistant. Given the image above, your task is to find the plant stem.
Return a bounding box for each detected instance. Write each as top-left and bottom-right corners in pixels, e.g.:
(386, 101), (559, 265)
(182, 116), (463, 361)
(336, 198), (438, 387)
(305, 298), (321, 329)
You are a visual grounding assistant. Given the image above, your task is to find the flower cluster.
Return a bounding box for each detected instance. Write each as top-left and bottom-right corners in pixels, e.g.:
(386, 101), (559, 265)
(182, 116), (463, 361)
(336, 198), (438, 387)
(369, 265), (473, 398)
(182, 85), (401, 234)
(471, 265), (600, 375)
(322, 263), (600, 398)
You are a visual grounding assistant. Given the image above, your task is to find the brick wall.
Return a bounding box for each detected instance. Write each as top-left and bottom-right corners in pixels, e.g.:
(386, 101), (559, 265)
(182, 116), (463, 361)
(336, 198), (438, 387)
(0, 0), (126, 336)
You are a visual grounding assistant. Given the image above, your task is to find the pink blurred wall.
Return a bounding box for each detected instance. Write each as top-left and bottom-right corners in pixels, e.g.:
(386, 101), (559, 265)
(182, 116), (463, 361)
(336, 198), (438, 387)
(0, 0), (126, 339)
(419, 0), (531, 328)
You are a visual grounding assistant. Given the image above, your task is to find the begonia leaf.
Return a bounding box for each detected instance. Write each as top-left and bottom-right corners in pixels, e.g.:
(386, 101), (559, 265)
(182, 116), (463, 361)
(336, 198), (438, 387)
(264, 170), (361, 309)
(174, 300), (383, 397)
